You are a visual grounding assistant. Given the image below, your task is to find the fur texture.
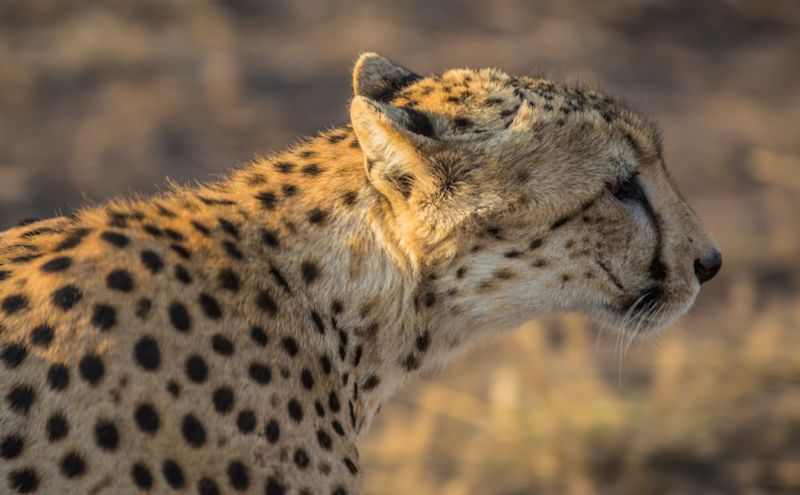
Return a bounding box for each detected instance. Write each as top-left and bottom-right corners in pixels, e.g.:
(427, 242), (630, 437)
(0, 53), (719, 494)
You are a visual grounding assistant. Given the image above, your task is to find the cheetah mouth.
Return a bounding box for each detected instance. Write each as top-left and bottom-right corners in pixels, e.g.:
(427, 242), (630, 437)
(597, 286), (677, 334)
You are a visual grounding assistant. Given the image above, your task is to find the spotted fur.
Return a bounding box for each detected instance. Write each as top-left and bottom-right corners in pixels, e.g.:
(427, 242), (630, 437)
(0, 53), (719, 494)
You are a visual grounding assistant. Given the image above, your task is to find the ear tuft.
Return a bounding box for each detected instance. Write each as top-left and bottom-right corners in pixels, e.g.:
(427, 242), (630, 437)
(353, 52), (420, 102)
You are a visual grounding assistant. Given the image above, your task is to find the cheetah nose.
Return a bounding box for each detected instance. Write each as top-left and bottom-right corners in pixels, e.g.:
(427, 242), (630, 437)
(694, 249), (722, 284)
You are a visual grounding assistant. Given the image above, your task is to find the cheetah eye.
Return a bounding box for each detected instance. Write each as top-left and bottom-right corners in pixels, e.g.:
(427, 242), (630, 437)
(609, 174), (643, 203)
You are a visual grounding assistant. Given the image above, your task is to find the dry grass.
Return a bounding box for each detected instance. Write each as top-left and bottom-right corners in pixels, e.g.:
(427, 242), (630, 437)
(0, 1), (798, 493)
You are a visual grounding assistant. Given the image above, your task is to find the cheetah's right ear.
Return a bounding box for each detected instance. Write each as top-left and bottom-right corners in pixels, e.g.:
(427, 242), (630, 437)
(353, 52), (421, 102)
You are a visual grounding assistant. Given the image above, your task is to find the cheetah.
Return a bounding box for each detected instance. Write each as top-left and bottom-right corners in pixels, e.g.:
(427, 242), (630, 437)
(0, 53), (721, 494)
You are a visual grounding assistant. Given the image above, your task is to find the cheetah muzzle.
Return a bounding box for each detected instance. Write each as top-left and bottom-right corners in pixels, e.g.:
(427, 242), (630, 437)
(0, 52), (720, 494)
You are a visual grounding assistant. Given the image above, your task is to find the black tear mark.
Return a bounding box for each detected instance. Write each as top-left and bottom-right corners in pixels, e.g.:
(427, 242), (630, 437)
(635, 177), (667, 282)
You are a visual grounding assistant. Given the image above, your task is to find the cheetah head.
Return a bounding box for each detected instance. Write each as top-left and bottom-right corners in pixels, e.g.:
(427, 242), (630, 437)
(350, 53), (720, 339)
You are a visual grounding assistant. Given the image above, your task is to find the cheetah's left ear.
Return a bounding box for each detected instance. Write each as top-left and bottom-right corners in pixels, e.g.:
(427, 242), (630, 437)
(350, 96), (442, 204)
(353, 52), (421, 101)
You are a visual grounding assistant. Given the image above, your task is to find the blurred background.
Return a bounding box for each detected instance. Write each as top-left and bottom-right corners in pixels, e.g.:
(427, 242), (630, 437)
(1, 0), (799, 493)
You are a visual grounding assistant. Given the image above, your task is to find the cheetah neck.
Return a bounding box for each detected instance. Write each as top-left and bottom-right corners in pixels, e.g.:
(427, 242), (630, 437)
(185, 126), (439, 433)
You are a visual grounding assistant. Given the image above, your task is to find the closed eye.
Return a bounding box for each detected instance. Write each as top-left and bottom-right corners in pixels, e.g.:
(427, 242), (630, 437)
(609, 173), (644, 203)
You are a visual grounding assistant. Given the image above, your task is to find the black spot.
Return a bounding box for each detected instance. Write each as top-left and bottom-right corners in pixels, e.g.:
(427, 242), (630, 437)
(307, 208), (327, 225)
(218, 218), (240, 239)
(342, 191), (358, 206)
(282, 184), (299, 197)
(551, 216), (569, 229)
(169, 302), (191, 332)
(222, 241), (244, 260)
(2, 343), (27, 368)
(167, 381), (180, 398)
(134, 336), (161, 371)
(275, 161), (295, 173)
(310, 311), (325, 334)
(55, 228), (91, 251)
(170, 265), (191, 285)
(131, 463), (153, 489)
(163, 228), (184, 241)
(265, 418), (280, 443)
(185, 355), (208, 383)
(28, 325), (54, 348)
(261, 229), (280, 247)
(362, 375), (380, 391)
(287, 399), (303, 422)
(9, 468), (39, 492)
(218, 269), (240, 292)
(266, 477), (286, 495)
(250, 327), (268, 346)
(191, 220), (211, 236)
(92, 304), (117, 331)
(301, 164), (322, 176)
(416, 331), (431, 352)
(504, 250), (522, 258)
(94, 419), (119, 451)
(198, 293), (222, 319)
(2, 294), (28, 315)
(404, 352), (419, 371)
(236, 410), (256, 434)
(79, 353), (104, 385)
(315, 401), (325, 418)
(41, 256), (72, 273)
(47, 364), (70, 391)
(269, 266), (292, 293)
(331, 419), (345, 436)
(142, 224), (163, 237)
(212, 386), (235, 414)
(227, 461), (249, 491)
(328, 392), (341, 413)
(1, 435), (23, 459)
(293, 449), (310, 469)
(281, 337), (298, 357)
(210, 334), (234, 356)
(60, 452), (86, 479)
(135, 298), (152, 319)
(6, 385), (35, 414)
(320, 355), (332, 374)
(344, 457), (358, 475)
(199, 477), (220, 495)
(404, 107), (435, 138)
(256, 191), (277, 210)
(140, 250), (164, 273)
(300, 369), (314, 390)
(181, 414), (206, 447)
(100, 231), (130, 248)
(248, 362), (271, 385)
(162, 460), (185, 489)
(106, 269), (134, 292)
(46, 413), (69, 442)
(316, 429), (333, 450)
(529, 238), (543, 250)
(134, 403), (160, 433)
(51, 285), (82, 311)
(170, 243), (191, 259)
(0, 270), (10, 282)
(256, 290), (278, 315)
(301, 262), (318, 283)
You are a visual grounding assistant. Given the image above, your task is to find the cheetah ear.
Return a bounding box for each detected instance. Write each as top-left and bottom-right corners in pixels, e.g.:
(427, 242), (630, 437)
(353, 52), (421, 102)
(350, 95), (441, 203)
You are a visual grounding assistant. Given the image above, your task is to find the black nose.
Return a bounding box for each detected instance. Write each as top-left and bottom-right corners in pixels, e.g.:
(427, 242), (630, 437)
(694, 250), (722, 284)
